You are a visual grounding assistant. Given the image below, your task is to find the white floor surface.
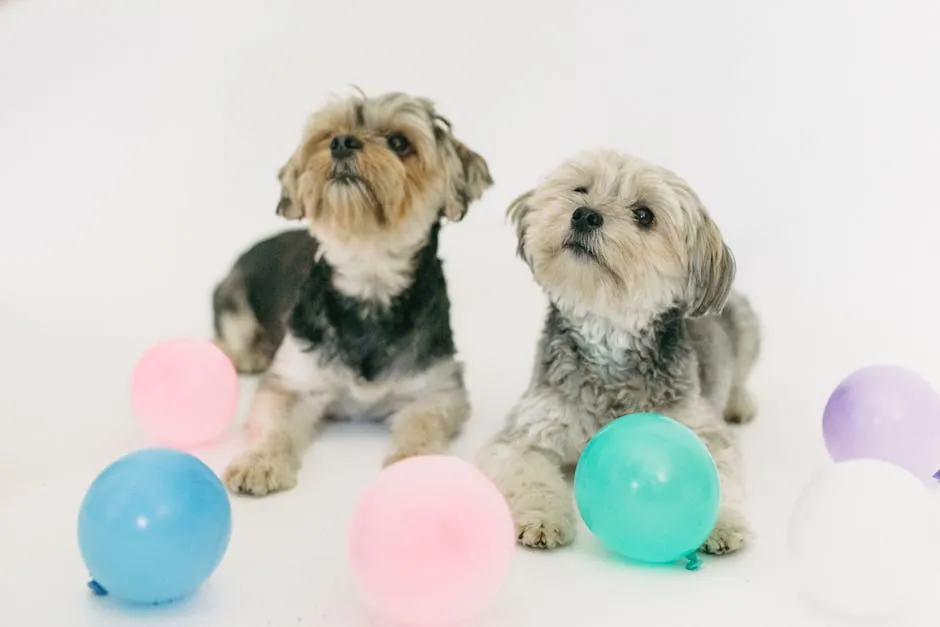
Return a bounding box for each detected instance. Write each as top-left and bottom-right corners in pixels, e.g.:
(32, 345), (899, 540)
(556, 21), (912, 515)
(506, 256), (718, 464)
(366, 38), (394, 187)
(2, 0), (940, 625)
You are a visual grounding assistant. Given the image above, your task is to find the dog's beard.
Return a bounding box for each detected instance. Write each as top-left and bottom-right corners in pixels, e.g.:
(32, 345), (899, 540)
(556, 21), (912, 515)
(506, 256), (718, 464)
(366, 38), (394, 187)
(521, 230), (629, 320)
(302, 147), (432, 241)
(329, 159), (360, 182)
(318, 179), (384, 231)
(313, 165), (437, 242)
(562, 232), (600, 261)
(559, 232), (622, 281)
(537, 233), (688, 330)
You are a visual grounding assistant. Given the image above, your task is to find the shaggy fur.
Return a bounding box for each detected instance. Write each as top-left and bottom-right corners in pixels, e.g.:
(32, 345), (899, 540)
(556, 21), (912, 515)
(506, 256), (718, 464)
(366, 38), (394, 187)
(212, 230), (313, 374)
(215, 91), (493, 496)
(478, 150), (760, 555)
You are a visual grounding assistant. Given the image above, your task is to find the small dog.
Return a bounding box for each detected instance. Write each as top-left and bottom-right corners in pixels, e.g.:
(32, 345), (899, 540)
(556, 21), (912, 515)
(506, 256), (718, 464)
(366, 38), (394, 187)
(214, 91), (493, 496)
(478, 150), (760, 554)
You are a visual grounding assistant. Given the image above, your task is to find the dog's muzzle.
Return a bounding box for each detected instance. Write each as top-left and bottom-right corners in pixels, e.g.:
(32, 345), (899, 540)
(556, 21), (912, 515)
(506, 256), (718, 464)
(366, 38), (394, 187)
(562, 231), (598, 259)
(330, 159), (359, 182)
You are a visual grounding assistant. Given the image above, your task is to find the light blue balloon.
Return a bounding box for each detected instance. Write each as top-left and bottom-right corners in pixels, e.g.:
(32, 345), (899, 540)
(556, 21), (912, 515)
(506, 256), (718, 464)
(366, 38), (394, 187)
(77, 448), (232, 604)
(574, 413), (720, 569)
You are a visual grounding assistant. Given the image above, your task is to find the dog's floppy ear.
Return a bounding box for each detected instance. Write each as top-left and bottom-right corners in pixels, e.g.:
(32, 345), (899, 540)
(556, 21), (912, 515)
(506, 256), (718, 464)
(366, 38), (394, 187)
(686, 214), (735, 317)
(453, 138), (493, 205)
(432, 113), (494, 222)
(275, 160), (304, 221)
(507, 190), (535, 265)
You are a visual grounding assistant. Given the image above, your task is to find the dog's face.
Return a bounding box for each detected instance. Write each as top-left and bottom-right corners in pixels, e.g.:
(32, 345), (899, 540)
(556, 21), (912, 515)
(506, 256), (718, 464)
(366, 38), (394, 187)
(276, 92), (492, 244)
(509, 150), (735, 321)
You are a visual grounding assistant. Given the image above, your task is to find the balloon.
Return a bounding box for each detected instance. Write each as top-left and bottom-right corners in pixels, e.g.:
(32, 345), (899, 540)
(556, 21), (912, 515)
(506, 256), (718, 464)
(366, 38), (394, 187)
(574, 412), (720, 569)
(822, 364), (940, 481)
(131, 337), (239, 448)
(788, 459), (940, 617)
(349, 455), (515, 627)
(78, 449), (232, 605)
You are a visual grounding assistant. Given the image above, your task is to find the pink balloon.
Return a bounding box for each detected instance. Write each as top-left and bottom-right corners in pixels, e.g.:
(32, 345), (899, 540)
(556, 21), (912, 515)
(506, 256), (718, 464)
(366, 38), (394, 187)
(131, 338), (238, 448)
(349, 455), (515, 627)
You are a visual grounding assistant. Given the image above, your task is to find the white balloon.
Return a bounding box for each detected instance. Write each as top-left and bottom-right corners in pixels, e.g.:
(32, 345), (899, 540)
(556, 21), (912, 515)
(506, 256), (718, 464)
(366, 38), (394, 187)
(788, 459), (940, 617)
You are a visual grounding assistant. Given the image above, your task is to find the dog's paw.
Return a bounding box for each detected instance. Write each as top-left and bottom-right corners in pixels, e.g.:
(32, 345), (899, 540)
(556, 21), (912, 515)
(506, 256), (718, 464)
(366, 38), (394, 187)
(514, 508), (576, 549)
(702, 508), (752, 555)
(223, 451), (298, 496)
(724, 387), (757, 425)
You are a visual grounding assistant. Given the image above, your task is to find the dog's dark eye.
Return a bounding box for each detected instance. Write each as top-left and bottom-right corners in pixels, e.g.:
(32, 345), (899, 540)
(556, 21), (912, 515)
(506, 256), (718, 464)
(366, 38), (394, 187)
(573, 186), (588, 194)
(633, 206), (654, 228)
(387, 133), (412, 156)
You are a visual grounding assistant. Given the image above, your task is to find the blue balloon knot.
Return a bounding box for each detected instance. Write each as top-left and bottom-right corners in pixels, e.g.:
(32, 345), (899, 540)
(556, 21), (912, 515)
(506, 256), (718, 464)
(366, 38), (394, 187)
(88, 580), (108, 596)
(684, 552), (702, 571)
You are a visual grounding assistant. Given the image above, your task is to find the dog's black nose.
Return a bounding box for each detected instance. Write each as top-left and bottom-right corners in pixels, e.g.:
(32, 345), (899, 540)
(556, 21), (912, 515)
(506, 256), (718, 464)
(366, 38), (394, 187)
(330, 135), (363, 159)
(571, 207), (604, 232)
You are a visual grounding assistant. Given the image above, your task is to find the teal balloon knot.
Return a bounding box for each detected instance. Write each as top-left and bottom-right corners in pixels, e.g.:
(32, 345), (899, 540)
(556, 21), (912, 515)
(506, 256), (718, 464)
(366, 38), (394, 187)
(88, 579), (108, 596)
(684, 552), (702, 571)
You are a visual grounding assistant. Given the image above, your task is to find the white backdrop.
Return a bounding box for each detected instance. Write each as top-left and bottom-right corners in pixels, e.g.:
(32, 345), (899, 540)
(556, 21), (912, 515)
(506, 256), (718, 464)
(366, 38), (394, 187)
(2, 0), (939, 625)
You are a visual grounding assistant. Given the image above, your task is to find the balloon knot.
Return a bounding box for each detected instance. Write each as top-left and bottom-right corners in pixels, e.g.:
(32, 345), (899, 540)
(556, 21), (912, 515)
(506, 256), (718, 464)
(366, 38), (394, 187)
(933, 468), (940, 481)
(684, 552), (703, 571)
(88, 580), (108, 596)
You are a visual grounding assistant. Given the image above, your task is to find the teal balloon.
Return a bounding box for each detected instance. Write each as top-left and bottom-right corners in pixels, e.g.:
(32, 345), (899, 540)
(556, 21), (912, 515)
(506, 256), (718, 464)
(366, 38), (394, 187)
(574, 412), (720, 567)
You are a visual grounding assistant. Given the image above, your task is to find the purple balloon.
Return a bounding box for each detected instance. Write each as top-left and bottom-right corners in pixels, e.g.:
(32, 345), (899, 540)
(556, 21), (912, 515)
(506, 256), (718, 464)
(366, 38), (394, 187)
(823, 365), (940, 481)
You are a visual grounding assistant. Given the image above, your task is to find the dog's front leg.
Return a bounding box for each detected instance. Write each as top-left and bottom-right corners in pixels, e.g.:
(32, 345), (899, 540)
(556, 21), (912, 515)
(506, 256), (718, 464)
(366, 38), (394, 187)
(383, 386), (470, 467)
(477, 391), (579, 549)
(669, 399), (753, 555)
(223, 374), (331, 497)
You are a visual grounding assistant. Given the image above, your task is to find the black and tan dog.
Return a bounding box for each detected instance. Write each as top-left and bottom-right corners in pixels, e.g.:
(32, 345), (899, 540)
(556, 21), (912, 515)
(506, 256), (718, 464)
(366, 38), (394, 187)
(212, 91), (492, 496)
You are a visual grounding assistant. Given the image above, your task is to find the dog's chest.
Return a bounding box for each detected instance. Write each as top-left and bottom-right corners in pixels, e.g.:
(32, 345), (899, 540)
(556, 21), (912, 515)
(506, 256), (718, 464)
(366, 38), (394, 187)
(542, 321), (694, 423)
(275, 334), (426, 421)
(319, 306), (413, 382)
(290, 278), (415, 382)
(329, 248), (415, 303)
(331, 374), (410, 421)
(288, 231), (455, 383)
